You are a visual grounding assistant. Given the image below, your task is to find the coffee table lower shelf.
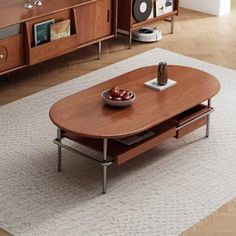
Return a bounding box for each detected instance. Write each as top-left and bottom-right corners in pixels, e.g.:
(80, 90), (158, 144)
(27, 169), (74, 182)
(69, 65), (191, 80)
(53, 103), (214, 193)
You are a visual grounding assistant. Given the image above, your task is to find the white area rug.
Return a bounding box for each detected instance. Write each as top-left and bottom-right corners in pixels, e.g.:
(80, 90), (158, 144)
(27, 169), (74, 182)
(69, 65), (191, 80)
(0, 48), (236, 236)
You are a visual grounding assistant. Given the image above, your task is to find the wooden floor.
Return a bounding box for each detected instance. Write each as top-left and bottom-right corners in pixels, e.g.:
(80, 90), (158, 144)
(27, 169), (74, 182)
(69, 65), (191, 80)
(0, 228), (11, 236)
(0, 1), (236, 106)
(181, 198), (236, 236)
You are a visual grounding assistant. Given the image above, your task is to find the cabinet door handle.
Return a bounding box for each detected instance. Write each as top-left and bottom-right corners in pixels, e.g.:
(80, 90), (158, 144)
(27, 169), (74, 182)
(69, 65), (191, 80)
(107, 9), (110, 23)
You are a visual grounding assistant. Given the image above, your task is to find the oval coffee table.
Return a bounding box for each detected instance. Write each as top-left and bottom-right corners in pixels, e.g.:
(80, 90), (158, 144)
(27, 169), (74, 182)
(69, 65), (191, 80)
(50, 65), (220, 193)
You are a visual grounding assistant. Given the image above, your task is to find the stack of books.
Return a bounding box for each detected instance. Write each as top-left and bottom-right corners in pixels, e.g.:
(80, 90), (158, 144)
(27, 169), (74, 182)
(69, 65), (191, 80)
(34, 19), (71, 46)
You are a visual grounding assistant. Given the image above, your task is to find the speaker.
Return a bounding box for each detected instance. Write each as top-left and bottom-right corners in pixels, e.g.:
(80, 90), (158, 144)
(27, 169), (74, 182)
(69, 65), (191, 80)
(133, 0), (153, 22)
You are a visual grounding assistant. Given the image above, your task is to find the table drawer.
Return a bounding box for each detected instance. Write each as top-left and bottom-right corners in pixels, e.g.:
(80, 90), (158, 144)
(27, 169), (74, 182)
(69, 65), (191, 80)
(172, 104), (213, 138)
(0, 34), (24, 72)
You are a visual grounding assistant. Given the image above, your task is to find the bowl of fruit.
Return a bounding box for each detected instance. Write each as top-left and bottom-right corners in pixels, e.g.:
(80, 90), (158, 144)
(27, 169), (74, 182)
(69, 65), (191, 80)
(102, 86), (136, 107)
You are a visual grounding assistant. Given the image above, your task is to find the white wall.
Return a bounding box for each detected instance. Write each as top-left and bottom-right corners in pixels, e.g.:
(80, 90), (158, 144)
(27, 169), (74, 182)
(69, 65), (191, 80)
(180, 0), (231, 16)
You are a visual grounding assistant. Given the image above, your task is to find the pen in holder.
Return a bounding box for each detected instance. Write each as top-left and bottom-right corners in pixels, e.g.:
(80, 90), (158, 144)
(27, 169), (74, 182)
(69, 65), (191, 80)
(157, 62), (168, 86)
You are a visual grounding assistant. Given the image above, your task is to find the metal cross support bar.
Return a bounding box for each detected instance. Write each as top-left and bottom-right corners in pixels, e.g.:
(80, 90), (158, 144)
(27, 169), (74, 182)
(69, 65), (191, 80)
(53, 134), (113, 193)
(53, 139), (113, 166)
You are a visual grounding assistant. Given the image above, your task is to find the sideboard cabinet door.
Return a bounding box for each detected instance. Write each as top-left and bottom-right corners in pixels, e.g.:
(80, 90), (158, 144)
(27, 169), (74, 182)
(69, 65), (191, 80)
(0, 34), (23, 73)
(75, 0), (112, 45)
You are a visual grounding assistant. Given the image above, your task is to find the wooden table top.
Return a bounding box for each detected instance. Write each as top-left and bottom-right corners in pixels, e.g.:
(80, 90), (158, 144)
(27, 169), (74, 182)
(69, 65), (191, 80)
(0, 0), (95, 28)
(49, 65), (220, 138)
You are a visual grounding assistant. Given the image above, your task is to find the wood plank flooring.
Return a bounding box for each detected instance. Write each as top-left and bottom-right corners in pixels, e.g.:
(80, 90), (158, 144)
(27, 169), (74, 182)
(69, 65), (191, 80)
(0, 228), (11, 236)
(0, 1), (235, 106)
(181, 198), (236, 236)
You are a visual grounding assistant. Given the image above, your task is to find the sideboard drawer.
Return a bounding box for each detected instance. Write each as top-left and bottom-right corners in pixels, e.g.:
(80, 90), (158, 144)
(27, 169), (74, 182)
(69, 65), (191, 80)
(0, 34), (23, 72)
(172, 104), (213, 138)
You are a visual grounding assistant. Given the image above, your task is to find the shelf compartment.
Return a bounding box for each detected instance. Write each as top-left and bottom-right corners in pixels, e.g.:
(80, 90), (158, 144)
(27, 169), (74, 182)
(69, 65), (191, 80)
(0, 34), (24, 72)
(25, 8), (77, 65)
(62, 119), (176, 166)
(172, 104), (213, 138)
(131, 10), (178, 30)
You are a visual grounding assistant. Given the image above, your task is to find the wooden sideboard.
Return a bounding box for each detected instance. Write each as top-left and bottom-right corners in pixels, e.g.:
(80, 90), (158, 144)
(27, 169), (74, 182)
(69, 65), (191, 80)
(0, 0), (179, 76)
(0, 0), (118, 75)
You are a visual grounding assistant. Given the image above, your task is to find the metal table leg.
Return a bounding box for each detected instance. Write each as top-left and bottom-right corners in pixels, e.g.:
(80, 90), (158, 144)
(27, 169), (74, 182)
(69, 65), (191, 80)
(102, 138), (108, 194)
(206, 99), (211, 138)
(54, 134), (113, 193)
(57, 128), (62, 171)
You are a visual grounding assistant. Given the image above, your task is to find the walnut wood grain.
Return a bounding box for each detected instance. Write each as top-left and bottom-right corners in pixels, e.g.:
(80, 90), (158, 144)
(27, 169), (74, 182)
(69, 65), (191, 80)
(117, 0), (132, 31)
(175, 116), (208, 138)
(24, 9), (78, 64)
(74, 0), (112, 45)
(0, 0), (95, 28)
(172, 104), (212, 138)
(0, 0), (117, 73)
(0, 34), (24, 72)
(49, 65), (220, 139)
(115, 120), (176, 165)
(172, 104), (210, 126)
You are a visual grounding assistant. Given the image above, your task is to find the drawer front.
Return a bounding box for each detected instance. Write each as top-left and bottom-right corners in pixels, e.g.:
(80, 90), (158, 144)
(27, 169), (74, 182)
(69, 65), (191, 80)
(172, 104), (213, 139)
(0, 34), (23, 72)
(115, 126), (176, 165)
(175, 116), (208, 138)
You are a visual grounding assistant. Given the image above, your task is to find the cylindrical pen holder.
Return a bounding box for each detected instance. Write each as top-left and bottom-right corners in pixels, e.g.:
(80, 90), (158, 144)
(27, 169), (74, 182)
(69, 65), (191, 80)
(157, 62), (168, 86)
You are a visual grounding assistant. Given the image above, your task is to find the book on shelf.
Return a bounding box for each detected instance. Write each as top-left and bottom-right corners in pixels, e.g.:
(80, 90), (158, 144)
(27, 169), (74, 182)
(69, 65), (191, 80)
(155, 0), (174, 17)
(50, 19), (71, 41)
(113, 130), (155, 146)
(34, 19), (55, 46)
